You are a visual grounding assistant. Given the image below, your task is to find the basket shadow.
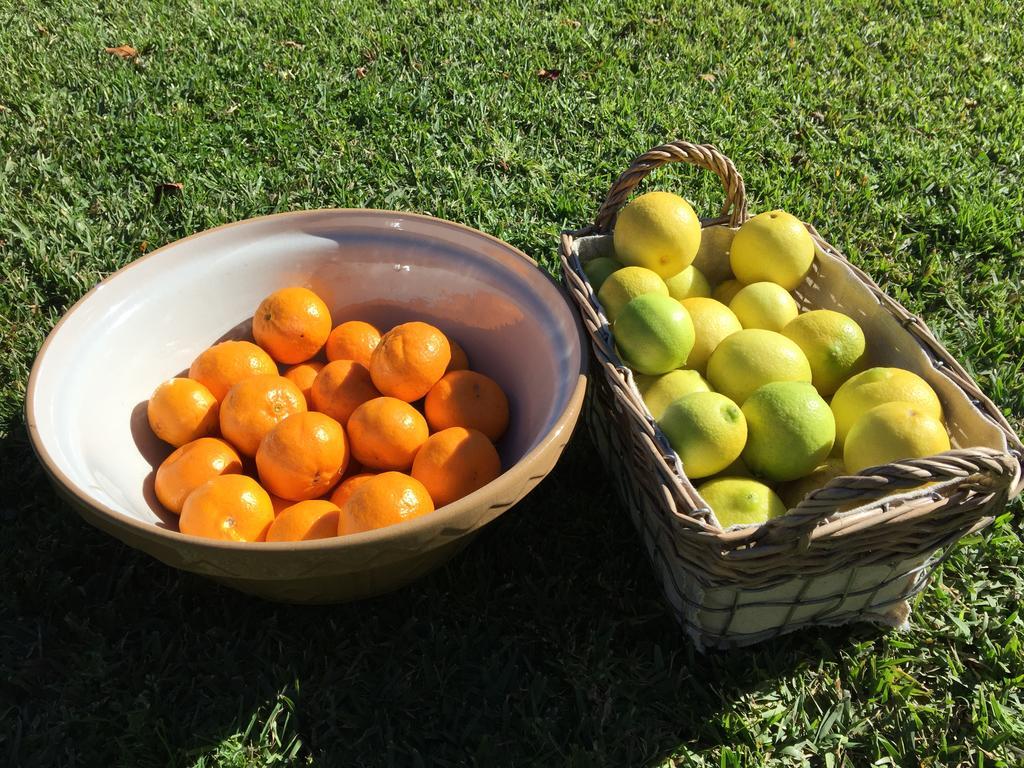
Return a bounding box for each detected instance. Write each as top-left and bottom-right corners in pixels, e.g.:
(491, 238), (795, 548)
(7, 425), (878, 767)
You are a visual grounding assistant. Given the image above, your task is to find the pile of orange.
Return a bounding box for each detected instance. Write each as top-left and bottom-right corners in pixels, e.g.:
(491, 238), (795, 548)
(146, 286), (510, 543)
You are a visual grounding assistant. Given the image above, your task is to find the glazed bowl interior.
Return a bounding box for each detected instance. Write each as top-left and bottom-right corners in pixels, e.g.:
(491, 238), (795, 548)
(30, 210), (583, 535)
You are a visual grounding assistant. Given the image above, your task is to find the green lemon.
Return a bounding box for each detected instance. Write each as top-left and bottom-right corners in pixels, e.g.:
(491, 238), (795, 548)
(582, 256), (623, 293)
(697, 477), (787, 529)
(775, 458), (847, 509)
(635, 369), (710, 420)
(781, 309), (866, 396)
(731, 209), (815, 290)
(711, 278), (744, 306)
(705, 329), (812, 405)
(680, 297), (742, 374)
(844, 401), (951, 473)
(596, 266), (668, 322)
(658, 391), (748, 479)
(830, 367), (943, 445)
(728, 281), (800, 331)
(665, 265), (711, 301)
(613, 191), (702, 278)
(613, 293), (695, 375)
(741, 382), (836, 482)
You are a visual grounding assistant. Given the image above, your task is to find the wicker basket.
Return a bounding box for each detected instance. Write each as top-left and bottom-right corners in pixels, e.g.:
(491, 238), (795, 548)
(560, 140), (1023, 651)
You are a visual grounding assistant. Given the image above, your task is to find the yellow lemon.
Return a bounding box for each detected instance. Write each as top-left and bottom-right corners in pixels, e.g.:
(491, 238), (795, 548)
(613, 191), (702, 278)
(830, 367), (943, 445)
(658, 391), (748, 479)
(844, 401), (951, 473)
(712, 278), (744, 305)
(706, 329), (812, 405)
(665, 265), (711, 301)
(635, 369), (710, 420)
(731, 209), (815, 290)
(680, 297), (742, 373)
(728, 282), (800, 331)
(781, 309), (866, 396)
(697, 477), (787, 529)
(775, 458), (847, 510)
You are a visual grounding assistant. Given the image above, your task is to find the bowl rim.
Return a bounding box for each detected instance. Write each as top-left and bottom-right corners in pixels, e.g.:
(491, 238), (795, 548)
(26, 207), (588, 554)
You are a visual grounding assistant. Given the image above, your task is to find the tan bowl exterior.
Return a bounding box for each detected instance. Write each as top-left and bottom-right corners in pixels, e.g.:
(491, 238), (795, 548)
(27, 209), (586, 603)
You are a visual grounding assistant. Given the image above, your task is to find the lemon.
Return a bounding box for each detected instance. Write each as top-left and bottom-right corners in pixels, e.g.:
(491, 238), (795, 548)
(781, 309), (866, 396)
(712, 278), (744, 305)
(741, 381), (836, 481)
(706, 329), (812, 405)
(697, 477), (787, 529)
(692, 224), (736, 286)
(728, 282), (800, 331)
(582, 256), (622, 293)
(596, 266), (668, 321)
(679, 297), (742, 373)
(665, 265), (711, 301)
(731, 210), (815, 290)
(613, 293), (695, 375)
(659, 391), (748, 479)
(775, 458), (847, 509)
(830, 367), (943, 445)
(613, 191), (702, 278)
(844, 401), (951, 473)
(635, 369), (710, 420)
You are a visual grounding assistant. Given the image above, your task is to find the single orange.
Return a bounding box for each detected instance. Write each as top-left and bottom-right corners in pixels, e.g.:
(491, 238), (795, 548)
(446, 337), (470, 372)
(310, 360), (381, 426)
(147, 378), (220, 447)
(219, 374), (307, 456)
(269, 493), (293, 516)
(189, 340), (277, 401)
(154, 437), (243, 514)
(328, 472), (378, 508)
(253, 286), (332, 364)
(265, 500), (341, 542)
(325, 320), (382, 368)
(411, 427), (502, 507)
(347, 397), (429, 471)
(255, 411), (349, 501)
(179, 474), (274, 541)
(282, 360), (324, 404)
(369, 322), (451, 402)
(424, 370), (510, 441)
(337, 472), (434, 536)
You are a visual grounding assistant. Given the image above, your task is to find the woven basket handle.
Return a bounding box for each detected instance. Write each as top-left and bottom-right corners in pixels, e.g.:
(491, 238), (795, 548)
(770, 448), (1020, 543)
(594, 140), (748, 233)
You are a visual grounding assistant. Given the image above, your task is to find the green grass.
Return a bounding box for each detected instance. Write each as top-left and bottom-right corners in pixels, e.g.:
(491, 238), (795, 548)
(2, 0), (1024, 765)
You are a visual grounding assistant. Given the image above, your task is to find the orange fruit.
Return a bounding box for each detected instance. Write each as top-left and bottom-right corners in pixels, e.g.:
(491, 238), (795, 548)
(265, 500), (341, 542)
(253, 286), (332, 364)
(282, 360), (324, 404)
(310, 360), (381, 426)
(337, 472), (435, 536)
(447, 338), (470, 372)
(347, 397), (429, 471)
(369, 322), (451, 402)
(269, 493), (293, 516)
(147, 378), (220, 447)
(325, 321), (381, 367)
(255, 411), (349, 501)
(179, 474), (274, 541)
(218, 374), (307, 456)
(424, 370), (510, 441)
(411, 427), (502, 507)
(328, 472), (378, 508)
(189, 340), (277, 401)
(154, 437), (243, 514)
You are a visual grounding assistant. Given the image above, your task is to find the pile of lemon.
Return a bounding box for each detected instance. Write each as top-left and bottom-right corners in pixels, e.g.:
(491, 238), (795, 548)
(587, 192), (950, 528)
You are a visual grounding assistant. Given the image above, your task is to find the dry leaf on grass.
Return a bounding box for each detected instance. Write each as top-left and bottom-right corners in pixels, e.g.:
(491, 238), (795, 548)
(105, 45), (138, 60)
(699, 72), (716, 83)
(537, 68), (561, 81)
(153, 182), (183, 202)
(355, 66), (368, 79)
(281, 40), (305, 49)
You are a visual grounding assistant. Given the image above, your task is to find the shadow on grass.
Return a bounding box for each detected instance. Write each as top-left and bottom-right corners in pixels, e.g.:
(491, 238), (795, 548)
(3, 424), (879, 767)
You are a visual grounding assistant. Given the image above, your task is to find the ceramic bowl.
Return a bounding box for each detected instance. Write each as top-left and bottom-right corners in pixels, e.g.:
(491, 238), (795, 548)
(27, 209), (586, 602)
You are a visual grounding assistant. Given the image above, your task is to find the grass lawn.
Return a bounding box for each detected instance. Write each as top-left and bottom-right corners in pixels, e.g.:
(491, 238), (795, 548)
(3, 0), (1024, 765)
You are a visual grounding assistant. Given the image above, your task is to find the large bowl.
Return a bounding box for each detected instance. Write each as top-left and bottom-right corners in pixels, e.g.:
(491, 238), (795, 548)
(27, 209), (586, 603)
